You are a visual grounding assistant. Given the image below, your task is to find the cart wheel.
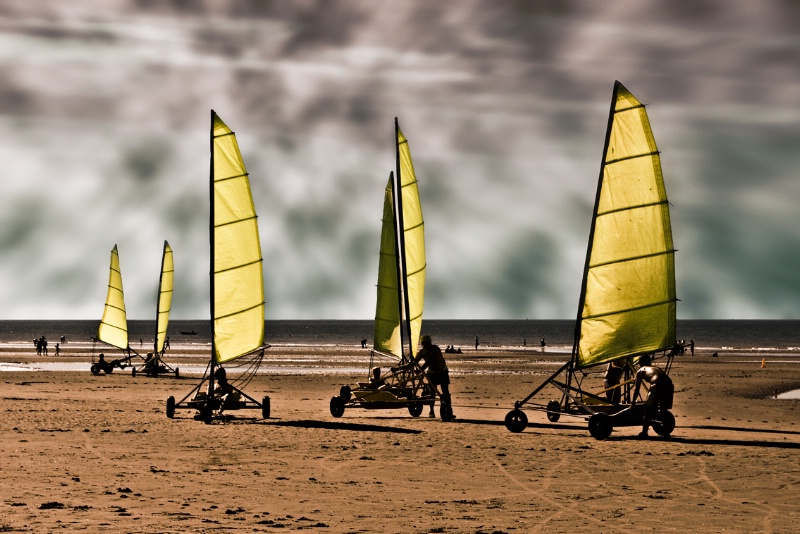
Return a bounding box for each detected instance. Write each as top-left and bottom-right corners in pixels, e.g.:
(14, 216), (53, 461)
(339, 385), (352, 402)
(174, 367), (179, 378)
(588, 413), (613, 440)
(546, 400), (561, 422)
(131, 368), (137, 377)
(105, 366), (113, 374)
(166, 396), (175, 419)
(408, 402), (424, 417)
(505, 409), (528, 433)
(261, 396), (271, 419)
(200, 403), (213, 424)
(330, 396), (345, 418)
(90, 364), (100, 375)
(652, 410), (675, 437)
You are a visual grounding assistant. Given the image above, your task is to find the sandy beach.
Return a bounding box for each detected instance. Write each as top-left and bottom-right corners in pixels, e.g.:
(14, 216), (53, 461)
(1, 344), (799, 533)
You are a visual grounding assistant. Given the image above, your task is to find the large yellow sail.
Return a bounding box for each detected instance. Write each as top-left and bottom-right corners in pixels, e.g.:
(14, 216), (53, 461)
(97, 245), (128, 350)
(154, 240), (173, 354)
(575, 81), (676, 369)
(373, 122), (426, 358)
(212, 111), (265, 364)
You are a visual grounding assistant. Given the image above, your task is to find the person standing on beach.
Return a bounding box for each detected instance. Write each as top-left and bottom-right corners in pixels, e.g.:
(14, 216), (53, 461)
(631, 354), (674, 437)
(395, 335), (455, 421)
(474, 336), (479, 350)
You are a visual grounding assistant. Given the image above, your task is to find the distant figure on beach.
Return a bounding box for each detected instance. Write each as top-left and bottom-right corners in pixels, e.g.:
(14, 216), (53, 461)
(165, 337), (170, 350)
(540, 338), (546, 351)
(139, 338), (143, 347)
(55, 343), (61, 356)
(690, 339), (695, 356)
(523, 338), (526, 347)
(361, 338), (367, 349)
(475, 336), (479, 350)
(603, 360), (625, 404)
(41, 336), (48, 355)
(60, 335), (66, 344)
(35, 338), (41, 355)
(631, 354), (674, 438)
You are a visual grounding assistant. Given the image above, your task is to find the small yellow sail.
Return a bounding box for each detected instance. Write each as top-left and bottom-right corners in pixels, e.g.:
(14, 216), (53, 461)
(154, 241), (174, 354)
(97, 245), (128, 350)
(212, 112), (265, 364)
(576, 81), (676, 369)
(373, 123), (426, 358)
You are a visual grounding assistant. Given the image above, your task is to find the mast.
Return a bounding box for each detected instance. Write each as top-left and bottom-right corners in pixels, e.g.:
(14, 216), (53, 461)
(394, 117), (414, 361)
(209, 109), (216, 393)
(154, 240), (166, 354)
(570, 81), (621, 363)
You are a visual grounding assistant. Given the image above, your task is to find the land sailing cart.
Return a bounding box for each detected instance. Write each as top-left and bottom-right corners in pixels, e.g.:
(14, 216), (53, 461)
(505, 81), (684, 440)
(330, 119), (451, 421)
(166, 111), (270, 423)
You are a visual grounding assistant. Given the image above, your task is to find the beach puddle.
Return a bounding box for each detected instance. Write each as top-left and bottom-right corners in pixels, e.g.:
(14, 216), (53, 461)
(774, 389), (800, 399)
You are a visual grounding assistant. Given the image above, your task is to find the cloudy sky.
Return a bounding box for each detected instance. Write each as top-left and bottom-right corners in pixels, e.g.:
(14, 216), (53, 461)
(1, 0), (799, 321)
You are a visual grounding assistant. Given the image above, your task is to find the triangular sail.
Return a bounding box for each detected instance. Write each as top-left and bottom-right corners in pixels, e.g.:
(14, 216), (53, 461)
(97, 245), (128, 350)
(574, 81), (676, 369)
(154, 241), (174, 354)
(373, 123), (426, 358)
(211, 111), (265, 364)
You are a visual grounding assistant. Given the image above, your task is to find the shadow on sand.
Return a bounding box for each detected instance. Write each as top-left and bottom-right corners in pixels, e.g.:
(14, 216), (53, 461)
(267, 420), (422, 434)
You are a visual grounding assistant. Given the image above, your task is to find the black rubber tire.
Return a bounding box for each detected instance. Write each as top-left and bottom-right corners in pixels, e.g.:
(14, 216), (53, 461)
(505, 409), (528, 433)
(201, 403), (213, 424)
(90, 364), (100, 375)
(546, 400), (561, 422)
(166, 396), (175, 419)
(175, 367), (179, 378)
(105, 366), (113, 374)
(440, 403), (454, 421)
(588, 413), (613, 440)
(652, 410), (676, 437)
(330, 396), (345, 418)
(261, 396), (271, 419)
(131, 368), (137, 377)
(339, 385), (352, 402)
(408, 402), (424, 417)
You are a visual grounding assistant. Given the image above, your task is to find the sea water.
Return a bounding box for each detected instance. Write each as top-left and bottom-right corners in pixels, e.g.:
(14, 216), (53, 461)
(2, 319), (799, 351)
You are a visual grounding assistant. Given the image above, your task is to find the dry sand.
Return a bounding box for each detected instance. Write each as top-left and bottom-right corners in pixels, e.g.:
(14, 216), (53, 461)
(1, 345), (799, 533)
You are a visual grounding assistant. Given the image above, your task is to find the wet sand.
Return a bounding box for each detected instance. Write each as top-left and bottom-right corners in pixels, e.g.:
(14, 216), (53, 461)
(1, 345), (799, 533)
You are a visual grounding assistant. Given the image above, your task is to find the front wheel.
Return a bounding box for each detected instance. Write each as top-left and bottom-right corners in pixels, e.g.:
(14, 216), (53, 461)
(588, 413), (613, 440)
(261, 396), (271, 419)
(330, 396), (345, 418)
(505, 409), (528, 433)
(546, 400), (561, 422)
(652, 410), (675, 437)
(166, 396), (175, 418)
(408, 402), (423, 417)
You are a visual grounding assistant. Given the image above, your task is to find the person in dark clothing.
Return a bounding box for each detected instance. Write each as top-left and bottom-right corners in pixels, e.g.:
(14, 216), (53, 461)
(631, 354), (674, 437)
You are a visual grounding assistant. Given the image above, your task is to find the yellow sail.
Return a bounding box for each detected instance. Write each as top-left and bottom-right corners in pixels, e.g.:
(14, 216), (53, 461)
(154, 240), (174, 354)
(373, 122), (426, 358)
(575, 81), (677, 369)
(212, 111), (265, 364)
(97, 245), (128, 350)
(373, 177), (402, 356)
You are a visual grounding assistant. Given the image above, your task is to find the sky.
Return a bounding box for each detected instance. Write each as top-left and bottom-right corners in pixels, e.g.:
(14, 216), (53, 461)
(1, 0), (799, 321)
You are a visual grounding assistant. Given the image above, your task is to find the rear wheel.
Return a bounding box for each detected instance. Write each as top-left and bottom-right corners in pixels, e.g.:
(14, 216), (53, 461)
(652, 410), (675, 437)
(90, 364), (100, 375)
(440, 403), (454, 421)
(546, 400), (561, 422)
(339, 385), (352, 402)
(201, 403), (213, 424)
(174, 367), (180, 378)
(330, 396), (345, 418)
(408, 402), (423, 417)
(261, 396), (271, 419)
(131, 368), (137, 377)
(505, 409), (528, 433)
(166, 396), (175, 418)
(588, 413), (613, 440)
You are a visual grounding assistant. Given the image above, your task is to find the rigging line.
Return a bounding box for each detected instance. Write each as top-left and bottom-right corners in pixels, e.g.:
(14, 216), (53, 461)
(604, 150), (660, 166)
(215, 215), (258, 229)
(597, 199), (669, 217)
(215, 172), (249, 183)
(589, 248), (675, 269)
(214, 302), (264, 321)
(582, 297), (678, 321)
(214, 258), (263, 275)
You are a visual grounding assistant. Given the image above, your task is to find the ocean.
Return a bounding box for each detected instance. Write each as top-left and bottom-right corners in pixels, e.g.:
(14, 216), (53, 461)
(2, 319), (799, 351)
